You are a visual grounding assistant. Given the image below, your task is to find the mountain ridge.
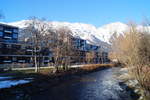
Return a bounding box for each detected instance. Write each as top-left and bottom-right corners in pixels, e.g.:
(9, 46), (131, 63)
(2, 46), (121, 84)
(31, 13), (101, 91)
(8, 20), (127, 45)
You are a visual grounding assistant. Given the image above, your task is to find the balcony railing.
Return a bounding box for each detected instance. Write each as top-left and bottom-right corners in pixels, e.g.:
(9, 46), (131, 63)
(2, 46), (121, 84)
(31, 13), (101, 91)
(3, 60), (12, 63)
(4, 30), (12, 33)
(4, 36), (12, 39)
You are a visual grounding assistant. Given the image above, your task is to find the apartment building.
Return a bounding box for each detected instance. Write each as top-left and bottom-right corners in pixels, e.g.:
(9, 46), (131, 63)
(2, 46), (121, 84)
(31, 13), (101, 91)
(0, 23), (109, 66)
(70, 37), (109, 64)
(0, 23), (52, 65)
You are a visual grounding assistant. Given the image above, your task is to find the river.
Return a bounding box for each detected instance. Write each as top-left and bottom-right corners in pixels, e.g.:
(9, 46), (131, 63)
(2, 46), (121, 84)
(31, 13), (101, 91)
(30, 67), (134, 100)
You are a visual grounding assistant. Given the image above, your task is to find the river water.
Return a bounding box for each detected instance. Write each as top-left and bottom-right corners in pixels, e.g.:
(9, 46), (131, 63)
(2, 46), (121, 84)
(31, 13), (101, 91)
(31, 68), (133, 100)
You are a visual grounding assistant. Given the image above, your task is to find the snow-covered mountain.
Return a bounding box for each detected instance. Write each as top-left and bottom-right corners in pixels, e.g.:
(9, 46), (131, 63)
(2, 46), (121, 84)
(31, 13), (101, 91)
(8, 20), (128, 45)
(8, 20), (150, 53)
(97, 22), (128, 43)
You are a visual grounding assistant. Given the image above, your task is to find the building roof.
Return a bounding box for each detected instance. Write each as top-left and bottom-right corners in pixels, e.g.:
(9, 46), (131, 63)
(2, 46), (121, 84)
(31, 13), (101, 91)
(0, 22), (18, 29)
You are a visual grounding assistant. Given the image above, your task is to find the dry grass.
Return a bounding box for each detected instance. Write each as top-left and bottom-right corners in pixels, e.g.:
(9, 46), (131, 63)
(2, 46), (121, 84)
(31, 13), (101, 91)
(0, 63), (115, 80)
(80, 63), (115, 71)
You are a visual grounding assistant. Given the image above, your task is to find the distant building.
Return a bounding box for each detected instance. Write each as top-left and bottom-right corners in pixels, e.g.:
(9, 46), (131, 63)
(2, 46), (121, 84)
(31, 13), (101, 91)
(0, 23), (19, 43)
(0, 23), (109, 66)
(0, 23), (51, 66)
(70, 37), (109, 64)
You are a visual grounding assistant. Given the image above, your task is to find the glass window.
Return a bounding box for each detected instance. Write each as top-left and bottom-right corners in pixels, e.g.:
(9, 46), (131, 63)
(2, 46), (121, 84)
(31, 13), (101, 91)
(13, 29), (18, 33)
(13, 33), (18, 39)
(0, 44), (2, 48)
(0, 26), (3, 31)
(6, 44), (11, 48)
(0, 31), (3, 36)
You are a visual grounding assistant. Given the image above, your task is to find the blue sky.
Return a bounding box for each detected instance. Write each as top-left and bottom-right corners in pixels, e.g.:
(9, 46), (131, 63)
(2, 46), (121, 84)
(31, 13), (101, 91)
(0, 0), (150, 27)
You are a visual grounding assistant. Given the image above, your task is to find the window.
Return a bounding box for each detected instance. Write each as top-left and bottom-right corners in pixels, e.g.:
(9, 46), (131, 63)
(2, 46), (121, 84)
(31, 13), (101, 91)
(4, 33), (12, 39)
(0, 26), (3, 31)
(13, 33), (18, 39)
(0, 44), (2, 48)
(13, 29), (18, 33)
(0, 31), (3, 36)
(6, 44), (11, 48)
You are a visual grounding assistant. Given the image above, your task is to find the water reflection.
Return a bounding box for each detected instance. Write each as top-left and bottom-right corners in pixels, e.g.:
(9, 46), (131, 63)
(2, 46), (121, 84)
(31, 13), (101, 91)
(31, 68), (132, 100)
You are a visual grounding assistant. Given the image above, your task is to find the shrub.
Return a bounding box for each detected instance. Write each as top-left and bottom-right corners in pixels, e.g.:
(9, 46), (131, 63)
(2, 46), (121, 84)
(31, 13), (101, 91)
(112, 24), (150, 99)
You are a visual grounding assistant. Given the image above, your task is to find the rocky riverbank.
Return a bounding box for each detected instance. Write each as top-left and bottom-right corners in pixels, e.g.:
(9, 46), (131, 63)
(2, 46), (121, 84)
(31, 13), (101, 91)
(118, 67), (143, 100)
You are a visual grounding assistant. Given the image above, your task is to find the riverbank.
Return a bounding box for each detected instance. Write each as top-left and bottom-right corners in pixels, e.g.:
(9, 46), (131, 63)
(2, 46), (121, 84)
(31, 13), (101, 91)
(0, 63), (114, 100)
(118, 68), (142, 100)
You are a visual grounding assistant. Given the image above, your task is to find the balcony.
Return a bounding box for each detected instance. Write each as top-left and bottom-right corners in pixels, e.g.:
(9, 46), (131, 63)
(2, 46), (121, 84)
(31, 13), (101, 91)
(4, 30), (12, 33)
(26, 49), (33, 52)
(4, 36), (12, 39)
(44, 60), (50, 63)
(3, 60), (12, 63)
(18, 60), (26, 63)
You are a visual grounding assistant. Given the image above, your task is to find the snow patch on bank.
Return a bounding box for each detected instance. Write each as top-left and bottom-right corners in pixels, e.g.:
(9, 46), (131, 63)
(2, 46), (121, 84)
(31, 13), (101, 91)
(0, 76), (12, 80)
(0, 80), (31, 89)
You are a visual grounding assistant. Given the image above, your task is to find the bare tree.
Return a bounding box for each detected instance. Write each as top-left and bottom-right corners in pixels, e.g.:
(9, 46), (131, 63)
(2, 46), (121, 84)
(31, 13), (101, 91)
(22, 17), (49, 72)
(52, 27), (75, 71)
(112, 23), (150, 99)
(86, 51), (95, 64)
